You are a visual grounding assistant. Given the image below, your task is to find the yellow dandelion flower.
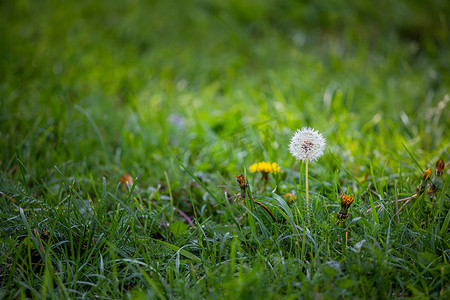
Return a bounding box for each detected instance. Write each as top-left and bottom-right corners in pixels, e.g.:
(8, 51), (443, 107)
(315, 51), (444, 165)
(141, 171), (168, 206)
(271, 162), (281, 174)
(249, 161), (281, 174)
(249, 163), (259, 173)
(337, 194), (354, 220)
(284, 193), (297, 204)
(340, 194), (354, 208)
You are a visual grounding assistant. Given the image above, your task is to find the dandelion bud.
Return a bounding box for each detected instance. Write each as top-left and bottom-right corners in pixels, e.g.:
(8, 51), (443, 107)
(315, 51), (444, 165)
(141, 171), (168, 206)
(236, 174), (247, 197)
(337, 194), (354, 220)
(435, 160), (445, 176)
(417, 169), (431, 195)
(427, 160), (446, 199)
(422, 169), (432, 181)
(120, 173), (134, 191)
(284, 193), (297, 205)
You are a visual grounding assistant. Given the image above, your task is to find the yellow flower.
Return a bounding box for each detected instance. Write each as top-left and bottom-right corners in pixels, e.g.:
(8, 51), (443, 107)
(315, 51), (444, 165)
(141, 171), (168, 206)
(417, 168), (432, 195)
(340, 194), (354, 208)
(422, 169), (432, 181)
(284, 193), (297, 204)
(249, 161), (281, 174)
(337, 194), (354, 220)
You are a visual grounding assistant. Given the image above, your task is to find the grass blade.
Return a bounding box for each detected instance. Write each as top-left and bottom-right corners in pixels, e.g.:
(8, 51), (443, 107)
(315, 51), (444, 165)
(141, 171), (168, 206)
(151, 238), (201, 264)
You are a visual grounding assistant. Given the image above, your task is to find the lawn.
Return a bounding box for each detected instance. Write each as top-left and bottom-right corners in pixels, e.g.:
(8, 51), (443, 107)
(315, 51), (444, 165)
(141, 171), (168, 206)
(1, 0), (449, 299)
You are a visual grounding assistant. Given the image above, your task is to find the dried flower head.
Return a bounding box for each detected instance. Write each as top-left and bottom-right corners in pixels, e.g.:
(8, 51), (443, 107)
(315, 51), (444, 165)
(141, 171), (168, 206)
(120, 173), (134, 191)
(249, 161), (281, 174)
(289, 127), (326, 162)
(236, 174), (246, 189)
(337, 194), (354, 220)
(235, 174), (248, 201)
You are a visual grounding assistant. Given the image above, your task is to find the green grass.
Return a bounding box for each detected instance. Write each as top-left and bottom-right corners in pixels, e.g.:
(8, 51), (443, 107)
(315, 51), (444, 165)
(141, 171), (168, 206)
(1, 0), (449, 298)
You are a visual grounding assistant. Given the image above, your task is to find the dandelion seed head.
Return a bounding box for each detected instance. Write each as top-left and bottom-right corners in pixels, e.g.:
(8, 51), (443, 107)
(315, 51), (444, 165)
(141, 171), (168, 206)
(289, 127), (326, 162)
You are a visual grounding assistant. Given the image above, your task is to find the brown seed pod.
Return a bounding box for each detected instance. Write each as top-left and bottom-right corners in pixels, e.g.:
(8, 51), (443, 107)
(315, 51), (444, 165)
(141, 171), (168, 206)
(436, 160), (445, 176)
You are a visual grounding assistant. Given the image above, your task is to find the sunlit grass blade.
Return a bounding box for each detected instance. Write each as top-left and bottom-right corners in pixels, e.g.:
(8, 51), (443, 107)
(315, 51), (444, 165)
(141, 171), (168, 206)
(402, 143), (424, 173)
(151, 238), (201, 264)
(369, 163), (380, 223)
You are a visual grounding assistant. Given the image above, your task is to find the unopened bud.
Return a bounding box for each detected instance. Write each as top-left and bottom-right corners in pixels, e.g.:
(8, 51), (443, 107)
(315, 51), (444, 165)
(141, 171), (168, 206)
(436, 160), (445, 176)
(422, 169), (432, 182)
(337, 194), (354, 220)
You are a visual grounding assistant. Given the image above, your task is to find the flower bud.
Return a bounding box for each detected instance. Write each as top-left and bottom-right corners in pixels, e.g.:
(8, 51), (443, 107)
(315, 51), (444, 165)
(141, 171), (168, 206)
(337, 194), (354, 220)
(422, 169), (432, 181)
(236, 174), (247, 197)
(436, 160), (445, 176)
(120, 173), (134, 191)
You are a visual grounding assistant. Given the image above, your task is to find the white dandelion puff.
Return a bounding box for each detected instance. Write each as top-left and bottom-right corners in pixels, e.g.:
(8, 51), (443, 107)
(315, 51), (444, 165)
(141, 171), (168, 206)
(288, 127), (326, 226)
(289, 127), (326, 162)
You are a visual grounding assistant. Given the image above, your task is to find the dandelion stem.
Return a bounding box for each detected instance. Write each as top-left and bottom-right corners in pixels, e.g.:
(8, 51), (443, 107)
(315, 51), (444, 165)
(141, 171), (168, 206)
(254, 201), (277, 223)
(305, 160), (310, 226)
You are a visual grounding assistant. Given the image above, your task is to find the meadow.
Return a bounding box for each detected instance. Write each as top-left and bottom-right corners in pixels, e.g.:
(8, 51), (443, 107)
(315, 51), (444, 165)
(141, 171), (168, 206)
(1, 0), (449, 298)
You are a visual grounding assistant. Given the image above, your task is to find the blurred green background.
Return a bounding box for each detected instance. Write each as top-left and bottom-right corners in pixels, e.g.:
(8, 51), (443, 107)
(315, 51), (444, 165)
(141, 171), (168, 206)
(1, 2), (449, 298)
(1, 0), (449, 187)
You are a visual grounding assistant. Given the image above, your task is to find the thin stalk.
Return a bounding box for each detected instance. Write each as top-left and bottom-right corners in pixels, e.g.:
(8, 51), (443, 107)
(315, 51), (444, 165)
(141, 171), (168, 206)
(165, 171), (174, 223)
(305, 160), (310, 226)
(298, 165), (303, 196)
(395, 180), (400, 223)
(254, 201), (277, 223)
